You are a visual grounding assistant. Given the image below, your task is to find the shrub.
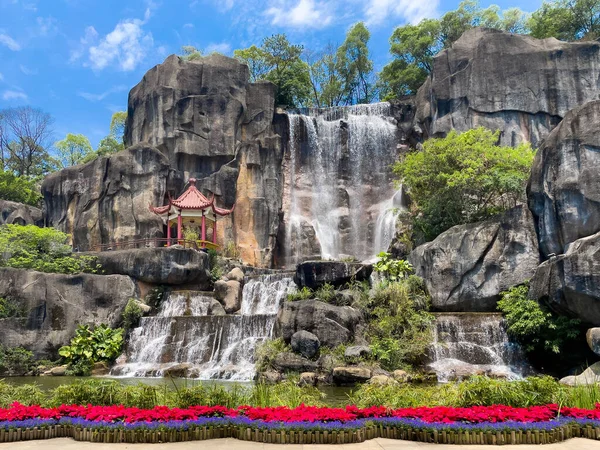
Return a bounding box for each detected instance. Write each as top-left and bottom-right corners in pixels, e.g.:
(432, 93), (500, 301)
(287, 286), (313, 302)
(223, 241), (240, 259)
(373, 252), (413, 281)
(314, 283), (335, 303)
(122, 299), (143, 329)
(0, 224), (100, 274)
(59, 324), (124, 375)
(255, 338), (290, 372)
(0, 345), (35, 376)
(0, 171), (42, 206)
(0, 296), (25, 319)
(497, 284), (581, 354)
(395, 127), (535, 242)
(144, 286), (167, 309)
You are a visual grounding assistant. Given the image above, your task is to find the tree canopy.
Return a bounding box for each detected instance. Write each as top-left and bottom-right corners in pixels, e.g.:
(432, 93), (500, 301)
(55, 133), (93, 168)
(394, 127), (535, 242)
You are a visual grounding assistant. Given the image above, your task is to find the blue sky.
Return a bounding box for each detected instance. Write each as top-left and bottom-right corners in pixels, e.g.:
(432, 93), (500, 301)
(1, 0), (542, 148)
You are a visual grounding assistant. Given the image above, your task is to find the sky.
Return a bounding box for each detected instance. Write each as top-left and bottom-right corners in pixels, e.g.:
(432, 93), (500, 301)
(0, 0), (543, 148)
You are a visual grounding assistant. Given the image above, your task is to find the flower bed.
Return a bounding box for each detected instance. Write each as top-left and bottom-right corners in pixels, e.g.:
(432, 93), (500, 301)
(1, 403), (600, 444)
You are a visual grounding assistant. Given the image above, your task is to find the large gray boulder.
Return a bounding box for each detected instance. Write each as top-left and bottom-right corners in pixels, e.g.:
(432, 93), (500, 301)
(0, 268), (136, 358)
(530, 231), (600, 325)
(528, 100), (600, 258)
(42, 144), (170, 252)
(84, 247), (210, 287)
(586, 328), (600, 356)
(416, 28), (600, 146)
(278, 299), (363, 347)
(291, 330), (320, 359)
(294, 261), (372, 290)
(560, 362), (600, 386)
(272, 352), (319, 373)
(0, 200), (43, 226)
(409, 206), (539, 311)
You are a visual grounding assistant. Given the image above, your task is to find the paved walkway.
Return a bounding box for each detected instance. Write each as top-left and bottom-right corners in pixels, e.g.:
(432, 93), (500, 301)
(2, 438), (600, 449)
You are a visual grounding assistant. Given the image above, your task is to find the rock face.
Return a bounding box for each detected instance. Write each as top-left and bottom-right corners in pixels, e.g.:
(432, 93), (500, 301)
(0, 200), (43, 226)
(278, 300), (363, 347)
(560, 362), (600, 386)
(291, 330), (320, 359)
(587, 328), (600, 356)
(0, 268), (136, 358)
(214, 279), (243, 314)
(409, 206), (540, 311)
(528, 100), (600, 258)
(294, 261), (373, 290)
(416, 28), (600, 146)
(86, 247), (210, 287)
(272, 352), (319, 373)
(530, 231), (600, 325)
(125, 54), (285, 267)
(332, 367), (371, 385)
(42, 144), (171, 252)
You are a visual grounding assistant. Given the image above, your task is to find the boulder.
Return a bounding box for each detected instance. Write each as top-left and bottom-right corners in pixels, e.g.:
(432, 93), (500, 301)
(125, 54), (285, 267)
(214, 279), (242, 313)
(416, 28), (600, 146)
(91, 361), (110, 376)
(369, 375), (397, 385)
(409, 206), (539, 311)
(333, 289), (362, 307)
(332, 366), (371, 385)
(163, 363), (192, 378)
(344, 345), (372, 360)
(528, 100), (600, 258)
(291, 330), (320, 359)
(278, 300), (363, 347)
(294, 261), (372, 290)
(298, 372), (317, 386)
(392, 369), (409, 382)
(42, 144), (170, 252)
(272, 352), (319, 373)
(225, 267), (245, 283)
(86, 247), (211, 287)
(587, 329), (600, 356)
(258, 371), (282, 384)
(560, 362), (600, 386)
(50, 365), (68, 376)
(530, 231), (600, 325)
(0, 268), (136, 358)
(0, 200), (43, 226)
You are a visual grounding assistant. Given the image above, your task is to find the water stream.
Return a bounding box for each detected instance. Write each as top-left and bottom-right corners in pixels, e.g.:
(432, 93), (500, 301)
(111, 274), (296, 380)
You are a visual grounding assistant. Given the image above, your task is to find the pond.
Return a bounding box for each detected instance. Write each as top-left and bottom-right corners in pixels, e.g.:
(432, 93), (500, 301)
(2, 376), (354, 407)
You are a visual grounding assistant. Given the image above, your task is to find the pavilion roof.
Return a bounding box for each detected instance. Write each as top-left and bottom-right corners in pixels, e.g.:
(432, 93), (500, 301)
(149, 178), (234, 216)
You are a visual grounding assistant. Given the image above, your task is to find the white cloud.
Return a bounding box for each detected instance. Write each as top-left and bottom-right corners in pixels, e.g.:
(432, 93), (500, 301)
(183, 23), (194, 28)
(0, 33), (21, 51)
(78, 85), (128, 102)
(206, 42), (231, 54)
(19, 64), (37, 75)
(2, 90), (28, 101)
(69, 26), (98, 62)
(36, 16), (58, 36)
(363, 0), (438, 25)
(266, 0), (332, 28)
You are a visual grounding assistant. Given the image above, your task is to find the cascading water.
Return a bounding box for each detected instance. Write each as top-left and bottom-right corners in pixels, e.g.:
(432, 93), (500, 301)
(429, 313), (527, 382)
(284, 103), (399, 266)
(373, 187), (407, 255)
(111, 274), (296, 380)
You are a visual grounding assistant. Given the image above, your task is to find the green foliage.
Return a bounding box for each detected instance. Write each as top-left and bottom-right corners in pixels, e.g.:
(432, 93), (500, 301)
(379, 1), (529, 99)
(0, 296), (25, 319)
(528, 0), (600, 40)
(0, 171), (41, 206)
(181, 45), (203, 61)
(361, 277), (434, 371)
(255, 338), (290, 372)
(0, 345), (35, 376)
(222, 241), (241, 259)
(80, 111), (126, 164)
(0, 381), (45, 408)
(122, 299), (144, 330)
(58, 324), (124, 374)
(287, 286), (313, 302)
(497, 284), (581, 355)
(395, 128), (535, 242)
(336, 22), (376, 104)
(0, 224), (99, 274)
(314, 283), (335, 303)
(54, 133), (93, 168)
(144, 285), (168, 309)
(373, 252), (413, 281)
(182, 225), (199, 242)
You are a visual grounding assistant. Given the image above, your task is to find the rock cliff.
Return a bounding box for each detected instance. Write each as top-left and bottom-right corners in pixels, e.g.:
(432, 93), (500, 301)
(416, 28), (600, 146)
(0, 200), (43, 226)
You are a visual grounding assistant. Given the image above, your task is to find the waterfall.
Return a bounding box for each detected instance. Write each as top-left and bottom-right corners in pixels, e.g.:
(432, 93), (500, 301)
(111, 274), (296, 380)
(284, 103), (398, 266)
(429, 313), (527, 382)
(373, 187), (407, 255)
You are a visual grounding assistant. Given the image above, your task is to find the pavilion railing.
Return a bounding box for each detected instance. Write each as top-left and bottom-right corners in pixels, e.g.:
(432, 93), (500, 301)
(88, 238), (220, 252)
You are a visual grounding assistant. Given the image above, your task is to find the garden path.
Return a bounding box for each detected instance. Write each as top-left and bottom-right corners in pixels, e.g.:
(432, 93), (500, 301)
(1, 437), (600, 449)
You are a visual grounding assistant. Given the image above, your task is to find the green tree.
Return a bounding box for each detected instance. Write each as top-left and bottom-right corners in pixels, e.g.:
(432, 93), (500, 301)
(336, 22), (375, 104)
(109, 111), (127, 144)
(55, 133), (93, 168)
(180, 45), (202, 61)
(0, 171), (41, 206)
(394, 127), (535, 241)
(528, 0), (600, 40)
(233, 45), (270, 82)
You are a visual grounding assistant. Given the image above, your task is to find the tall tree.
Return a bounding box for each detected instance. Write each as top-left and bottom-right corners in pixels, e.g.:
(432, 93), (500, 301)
(180, 46), (202, 61)
(55, 133), (93, 168)
(336, 22), (375, 104)
(233, 45), (270, 82)
(528, 0), (600, 40)
(0, 106), (55, 177)
(109, 111), (127, 145)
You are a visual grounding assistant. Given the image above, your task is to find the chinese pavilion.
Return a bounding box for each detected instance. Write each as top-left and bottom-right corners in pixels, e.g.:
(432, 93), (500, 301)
(149, 178), (234, 250)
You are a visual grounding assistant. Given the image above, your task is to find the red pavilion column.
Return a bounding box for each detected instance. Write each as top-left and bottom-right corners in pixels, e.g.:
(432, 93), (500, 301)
(177, 213), (182, 243)
(201, 212), (206, 248)
(212, 214), (217, 244)
(166, 218), (171, 247)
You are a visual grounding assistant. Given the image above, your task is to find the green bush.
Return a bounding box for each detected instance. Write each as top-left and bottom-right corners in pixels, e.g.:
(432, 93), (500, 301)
(59, 324), (123, 375)
(0, 296), (25, 319)
(395, 128), (535, 242)
(0, 171), (42, 206)
(314, 283), (335, 303)
(255, 338), (290, 372)
(497, 284), (581, 354)
(287, 286), (313, 302)
(373, 252), (413, 281)
(0, 345), (35, 376)
(122, 299), (143, 329)
(0, 224), (100, 274)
